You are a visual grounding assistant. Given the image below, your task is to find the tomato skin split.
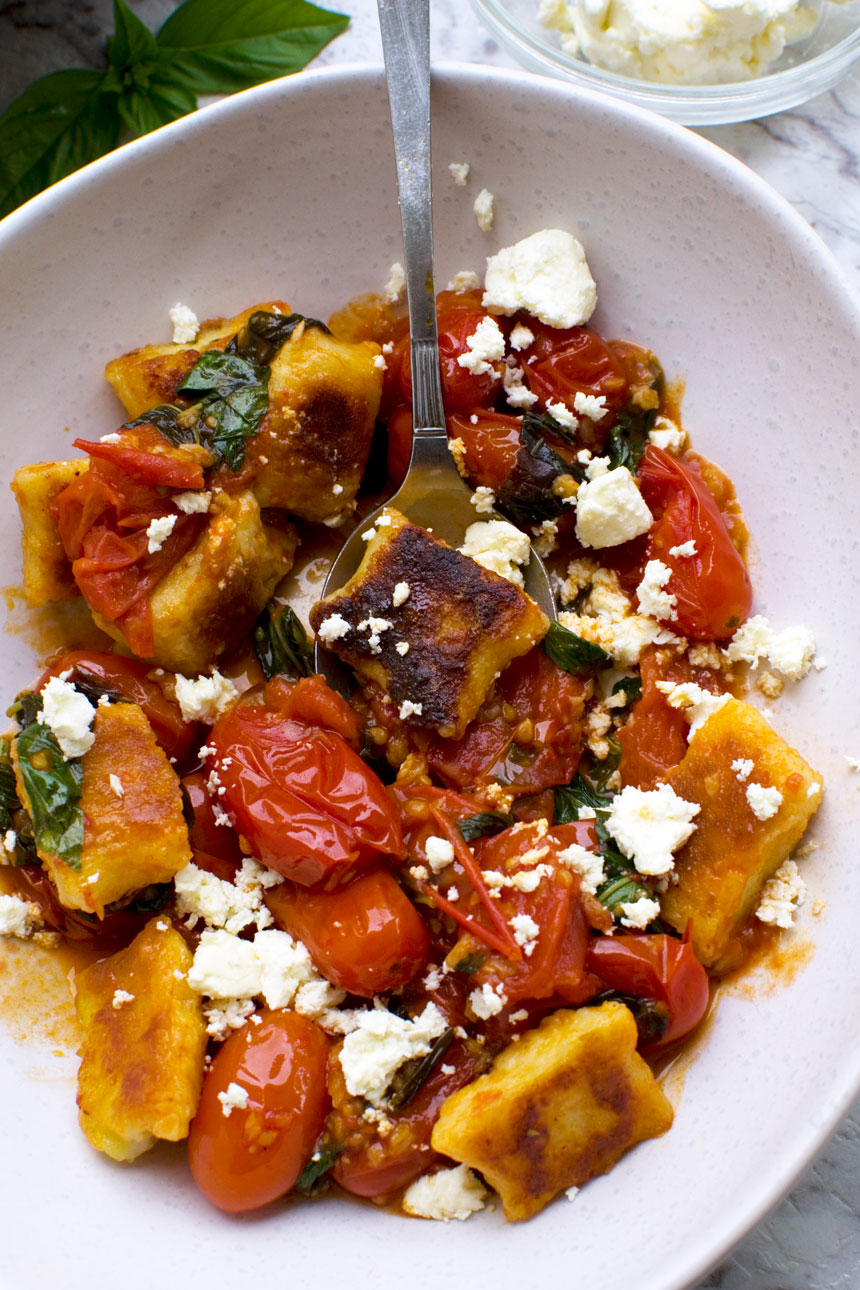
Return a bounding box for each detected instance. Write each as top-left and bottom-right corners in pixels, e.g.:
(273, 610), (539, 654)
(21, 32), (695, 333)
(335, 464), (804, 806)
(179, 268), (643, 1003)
(188, 1010), (331, 1213)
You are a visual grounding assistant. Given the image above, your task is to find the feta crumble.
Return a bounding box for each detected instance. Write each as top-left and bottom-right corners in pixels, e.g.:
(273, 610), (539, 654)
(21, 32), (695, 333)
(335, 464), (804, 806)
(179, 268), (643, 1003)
(174, 670), (238, 724)
(174, 857), (277, 935)
(473, 188), (495, 232)
(656, 681), (731, 740)
(756, 859), (806, 928)
(108, 774), (124, 798)
(112, 988), (134, 1010)
(448, 269), (481, 293)
(460, 519), (530, 588)
(483, 228), (597, 328)
(509, 322), (535, 351)
(392, 581), (410, 607)
(619, 896), (661, 930)
(383, 261), (406, 304)
(636, 559), (677, 621)
(510, 913), (540, 957)
(746, 782), (783, 821)
(731, 758), (754, 782)
(0, 894), (41, 939)
(403, 1165), (487, 1222)
(669, 539), (697, 558)
(40, 675), (96, 759)
(448, 161), (470, 186)
(558, 841), (605, 895)
(469, 983), (507, 1019)
(218, 1082), (249, 1117)
(574, 390), (608, 422)
(172, 490), (211, 514)
(338, 1003), (447, 1106)
(605, 783), (700, 876)
(317, 612), (351, 645)
(723, 615), (817, 682)
(457, 316), (505, 376)
(399, 699), (423, 720)
(169, 302), (199, 345)
(425, 835), (455, 873)
(470, 485), (496, 515)
(575, 466), (653, 550)
(146, 514), (177, 554)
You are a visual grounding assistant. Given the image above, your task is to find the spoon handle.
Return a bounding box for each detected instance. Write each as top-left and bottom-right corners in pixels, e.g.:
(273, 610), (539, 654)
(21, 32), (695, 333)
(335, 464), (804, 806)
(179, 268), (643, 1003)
(377, 0), (446, 435)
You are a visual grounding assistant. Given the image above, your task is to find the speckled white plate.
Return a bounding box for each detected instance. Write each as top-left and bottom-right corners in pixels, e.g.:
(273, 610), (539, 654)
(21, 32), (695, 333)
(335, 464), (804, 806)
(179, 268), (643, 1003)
(1, 65), (859, 1290)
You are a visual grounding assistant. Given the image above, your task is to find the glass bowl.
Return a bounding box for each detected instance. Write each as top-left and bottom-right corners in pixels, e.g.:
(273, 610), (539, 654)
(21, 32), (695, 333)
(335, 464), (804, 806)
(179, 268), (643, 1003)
(471, 0), (860, 124)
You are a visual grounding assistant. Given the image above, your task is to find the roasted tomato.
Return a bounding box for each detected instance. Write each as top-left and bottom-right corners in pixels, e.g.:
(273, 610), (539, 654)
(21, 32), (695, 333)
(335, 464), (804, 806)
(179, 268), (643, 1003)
(586, 928), (710, 1050)
(210, 680), (404, 886)
(38, 650), (195, 762)
(386, 402), (414, 489)
(446, 408), (523, 491)
(182, 770), (244, 876)
(188, 1009), (331, 1212)
(398, 290), (503, 414)
(519, 320), (629, 430)
(266, 867), (429, 997)
(638, 445), (752, 641)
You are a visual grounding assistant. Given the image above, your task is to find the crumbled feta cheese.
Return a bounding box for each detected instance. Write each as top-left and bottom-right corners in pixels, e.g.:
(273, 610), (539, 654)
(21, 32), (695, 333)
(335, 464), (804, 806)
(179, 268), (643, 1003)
(605, 783), (700, 876)
(112, 988), (134, 1010)
(670, 539), (697, 558)
(189, 927), (345, 1020)
(425, 835), (455, 873)
(403, 1165), (487, 1222)
(457, 316), (505, 376)
(746, 782), (783, 821)
(558, 841), (605, 895)
(0, 894), (41, 939)
(317, 612), (351, 645)
(357, 615), (392, 655)
(338, 1003), (447, 1105)
(510, 913), (540, 957)
(574, 390), (608, 422)
(448, 161), (470, 186)
(532, 518), (559, 557)
(509, 322), (535, 351)
(169, 302), (199, 345)
(395, 641), (410, 656)
(174, 670), (238, 724)
(108, 774), (124, 798)
(723, 615), (817, 681)
(448, 269), (481, 293)
(383, 261), (406, 304)
(732, 758), (754, 782)
(332, 482), (344, 495)
(756, 859), (806, 928)
(146, 514), (177, 554)
(547, 399), (578, 430)
(2, 828), (16, 856)
(657, 681), (731, 740)
(399, 699), (423, 720)
(565, 1185), (581, 1202)
(483, 228), (597, 329)
(502, 357), (538, 408)
(392, 581), (410, 607)
(100, 432), (122, 444)
(469, 983), (506, 1019)
(648, 417), (685, 452)
(470, 485), (496, 515)
(619, 896), (661, 930)
(373, 354), (387, 370)
(847, 757), (860, 773)
(636, 559), (677, 621)
(460, 519), (530, 588)
(473, 188), (495, 231)
(575, 465), (653, 550)
(172, 489), (211, 514)
(174, 858), (276, 935)
(217, 1081), (249, 1117)
(40, 675), (96, 758)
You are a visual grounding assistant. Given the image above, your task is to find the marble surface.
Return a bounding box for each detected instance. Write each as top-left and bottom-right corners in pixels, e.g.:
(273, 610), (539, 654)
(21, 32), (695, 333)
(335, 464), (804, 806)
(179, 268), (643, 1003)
(1, 3), (859, 1288)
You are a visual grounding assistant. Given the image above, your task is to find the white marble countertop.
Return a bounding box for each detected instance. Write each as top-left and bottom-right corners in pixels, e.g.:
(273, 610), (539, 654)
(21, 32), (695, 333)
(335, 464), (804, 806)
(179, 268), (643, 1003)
(1, 3), (858, 1287)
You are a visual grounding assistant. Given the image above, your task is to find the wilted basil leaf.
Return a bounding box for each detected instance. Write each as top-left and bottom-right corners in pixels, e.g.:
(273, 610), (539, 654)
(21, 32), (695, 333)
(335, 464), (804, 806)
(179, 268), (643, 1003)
(229, 310), (330, 366)
(253, 604), (314, 681)
(178, 349), (269, 471)
(386, 1028), (454, 1112)
(612, 676), (643, 704)
(457, 811), (514, 843)
(8, 691), (43, 729)
(15, 723), (84, 869)
(293, 1141), (344, 1195)
(123, 403), (195, 447)
(496, 419), (573, 526)
(541, 621), (610, 675)
(606, 410), (650, 473)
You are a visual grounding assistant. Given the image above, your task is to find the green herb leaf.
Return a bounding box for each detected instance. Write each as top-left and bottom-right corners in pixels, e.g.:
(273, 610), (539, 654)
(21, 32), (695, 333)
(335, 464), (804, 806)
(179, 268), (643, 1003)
(496, 418), (572, 527)
(588, 991), (669, 1047)
(457, 811), (514, 843)
(156, 0), (349, 95)
(386, 1028), (454, 1112)
(8, 691), (43, 729)
(15, 723), (84, 870)
(0, 68), (122, 220)
(178, 349), (269, 471)
(123, 403), (196, 447)
(554, 773), (654, 920)
(293, 1141), (343, 1195)
(450, 950), (487, 976)
(606, 409), (651, 473)
(116, 882), (173, 914)
(253, 604), (314, 680)
(612, 676), (643, 704)
(104, 0), (198, 136)
(541, 621), (610, 675)
(554, 773), (612, 827)
(228, 310), (330, 366)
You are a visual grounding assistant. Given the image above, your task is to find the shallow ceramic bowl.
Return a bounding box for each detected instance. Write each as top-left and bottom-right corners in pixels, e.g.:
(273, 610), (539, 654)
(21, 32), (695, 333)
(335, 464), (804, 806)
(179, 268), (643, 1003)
(472, 0), (860, 123)
(1, 64), (859, 1290)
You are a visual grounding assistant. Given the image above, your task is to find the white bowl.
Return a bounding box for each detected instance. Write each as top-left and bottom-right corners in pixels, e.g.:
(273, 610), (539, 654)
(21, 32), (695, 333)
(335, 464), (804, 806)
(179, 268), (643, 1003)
(2, 64), (859, 1290)
(472, 0), (860, 124)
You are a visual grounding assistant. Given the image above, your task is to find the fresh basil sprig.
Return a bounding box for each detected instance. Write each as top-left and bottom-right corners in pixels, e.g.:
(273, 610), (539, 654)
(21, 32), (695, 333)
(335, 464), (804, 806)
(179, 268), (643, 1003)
(541, 621), (610, 675)
(14, 722), (84, 870)
(0, 0), (348, 219)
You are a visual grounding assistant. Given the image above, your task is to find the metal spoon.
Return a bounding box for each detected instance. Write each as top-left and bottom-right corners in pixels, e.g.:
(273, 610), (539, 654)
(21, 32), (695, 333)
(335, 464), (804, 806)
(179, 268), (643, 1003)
(315, 0), (555, 678)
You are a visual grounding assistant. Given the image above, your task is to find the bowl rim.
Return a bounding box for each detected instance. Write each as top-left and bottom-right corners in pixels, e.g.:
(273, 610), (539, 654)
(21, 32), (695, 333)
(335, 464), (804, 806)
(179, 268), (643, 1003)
(2, 60), (860, 1290)
(471, 0), (860, 122)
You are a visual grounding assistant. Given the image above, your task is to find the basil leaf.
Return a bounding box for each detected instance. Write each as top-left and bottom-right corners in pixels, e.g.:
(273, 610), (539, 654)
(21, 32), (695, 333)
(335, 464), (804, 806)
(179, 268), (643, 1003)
(0, 739), (19, 827)
(123, 403), (197, 448)
(0, 68), (122, 220)
(496, 419), (572, 527)
(541, 621), (610, 675)
(450, 950), (487, 976)
(228, 310), (330, 366)
(457, 811), (514, 843)
(253, 604), (314, 681)
(156, 0), (350, 95)
(588, 991), (669, 1047)
(15, 723), (84, 870)
(554, 773), (612, 827)
(386, 1028), (454, 1112)
(105, 2), (197, 135)
(8, 691), (43, 729)
(294, 1141), (343, 1195)
(116, 882), (173, 914)
(606, 411), (650, 473)
(178, 350), (269, 471)
(612, 676), (643, 704)
(522, 406), (581, 451)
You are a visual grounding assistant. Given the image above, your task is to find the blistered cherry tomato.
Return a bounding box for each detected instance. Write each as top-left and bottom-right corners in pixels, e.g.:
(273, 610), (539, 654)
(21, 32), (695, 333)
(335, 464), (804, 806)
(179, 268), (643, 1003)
(263, 674), (360, 748)
(188, 1009), (331, 1212)
(210, 685), (403, 886)
(182, 770), (244, 873)
(586, 930), (709, 1049)
(446, 408), (523, 490)
(38, 650), (195, 761)
(399, 291), (503, 413)
(266, 867), (429, 997)
(520, 320), (628, 421)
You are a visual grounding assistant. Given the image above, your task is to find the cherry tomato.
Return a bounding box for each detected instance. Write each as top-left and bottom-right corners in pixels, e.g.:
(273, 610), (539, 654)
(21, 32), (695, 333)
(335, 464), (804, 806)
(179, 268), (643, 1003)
(188, 1009), (331, 1212)
(520, 320), (628, 425)
(266, 867), (429, 997)
(182, 770), (244, 871)
(638, 445), (752, 640)
(426, 647), (588, 797)
(8, 864), (167, 943)
(585, 929), (709, 1050)
(73, 424), (205, 489)
(38, 650), (195, 762)
(386, 402), (414, 488)
(330, 1038), (484, 1198)
(446, 408), (523, 490)
(263, 674), (360, 748)
(210, 687), (404, 886)
(399, 291), (503, 413)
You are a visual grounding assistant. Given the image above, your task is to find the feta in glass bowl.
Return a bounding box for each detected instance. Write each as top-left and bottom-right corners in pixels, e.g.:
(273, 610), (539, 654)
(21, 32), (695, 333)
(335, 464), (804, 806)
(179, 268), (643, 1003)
(472, 0), (860, 123)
